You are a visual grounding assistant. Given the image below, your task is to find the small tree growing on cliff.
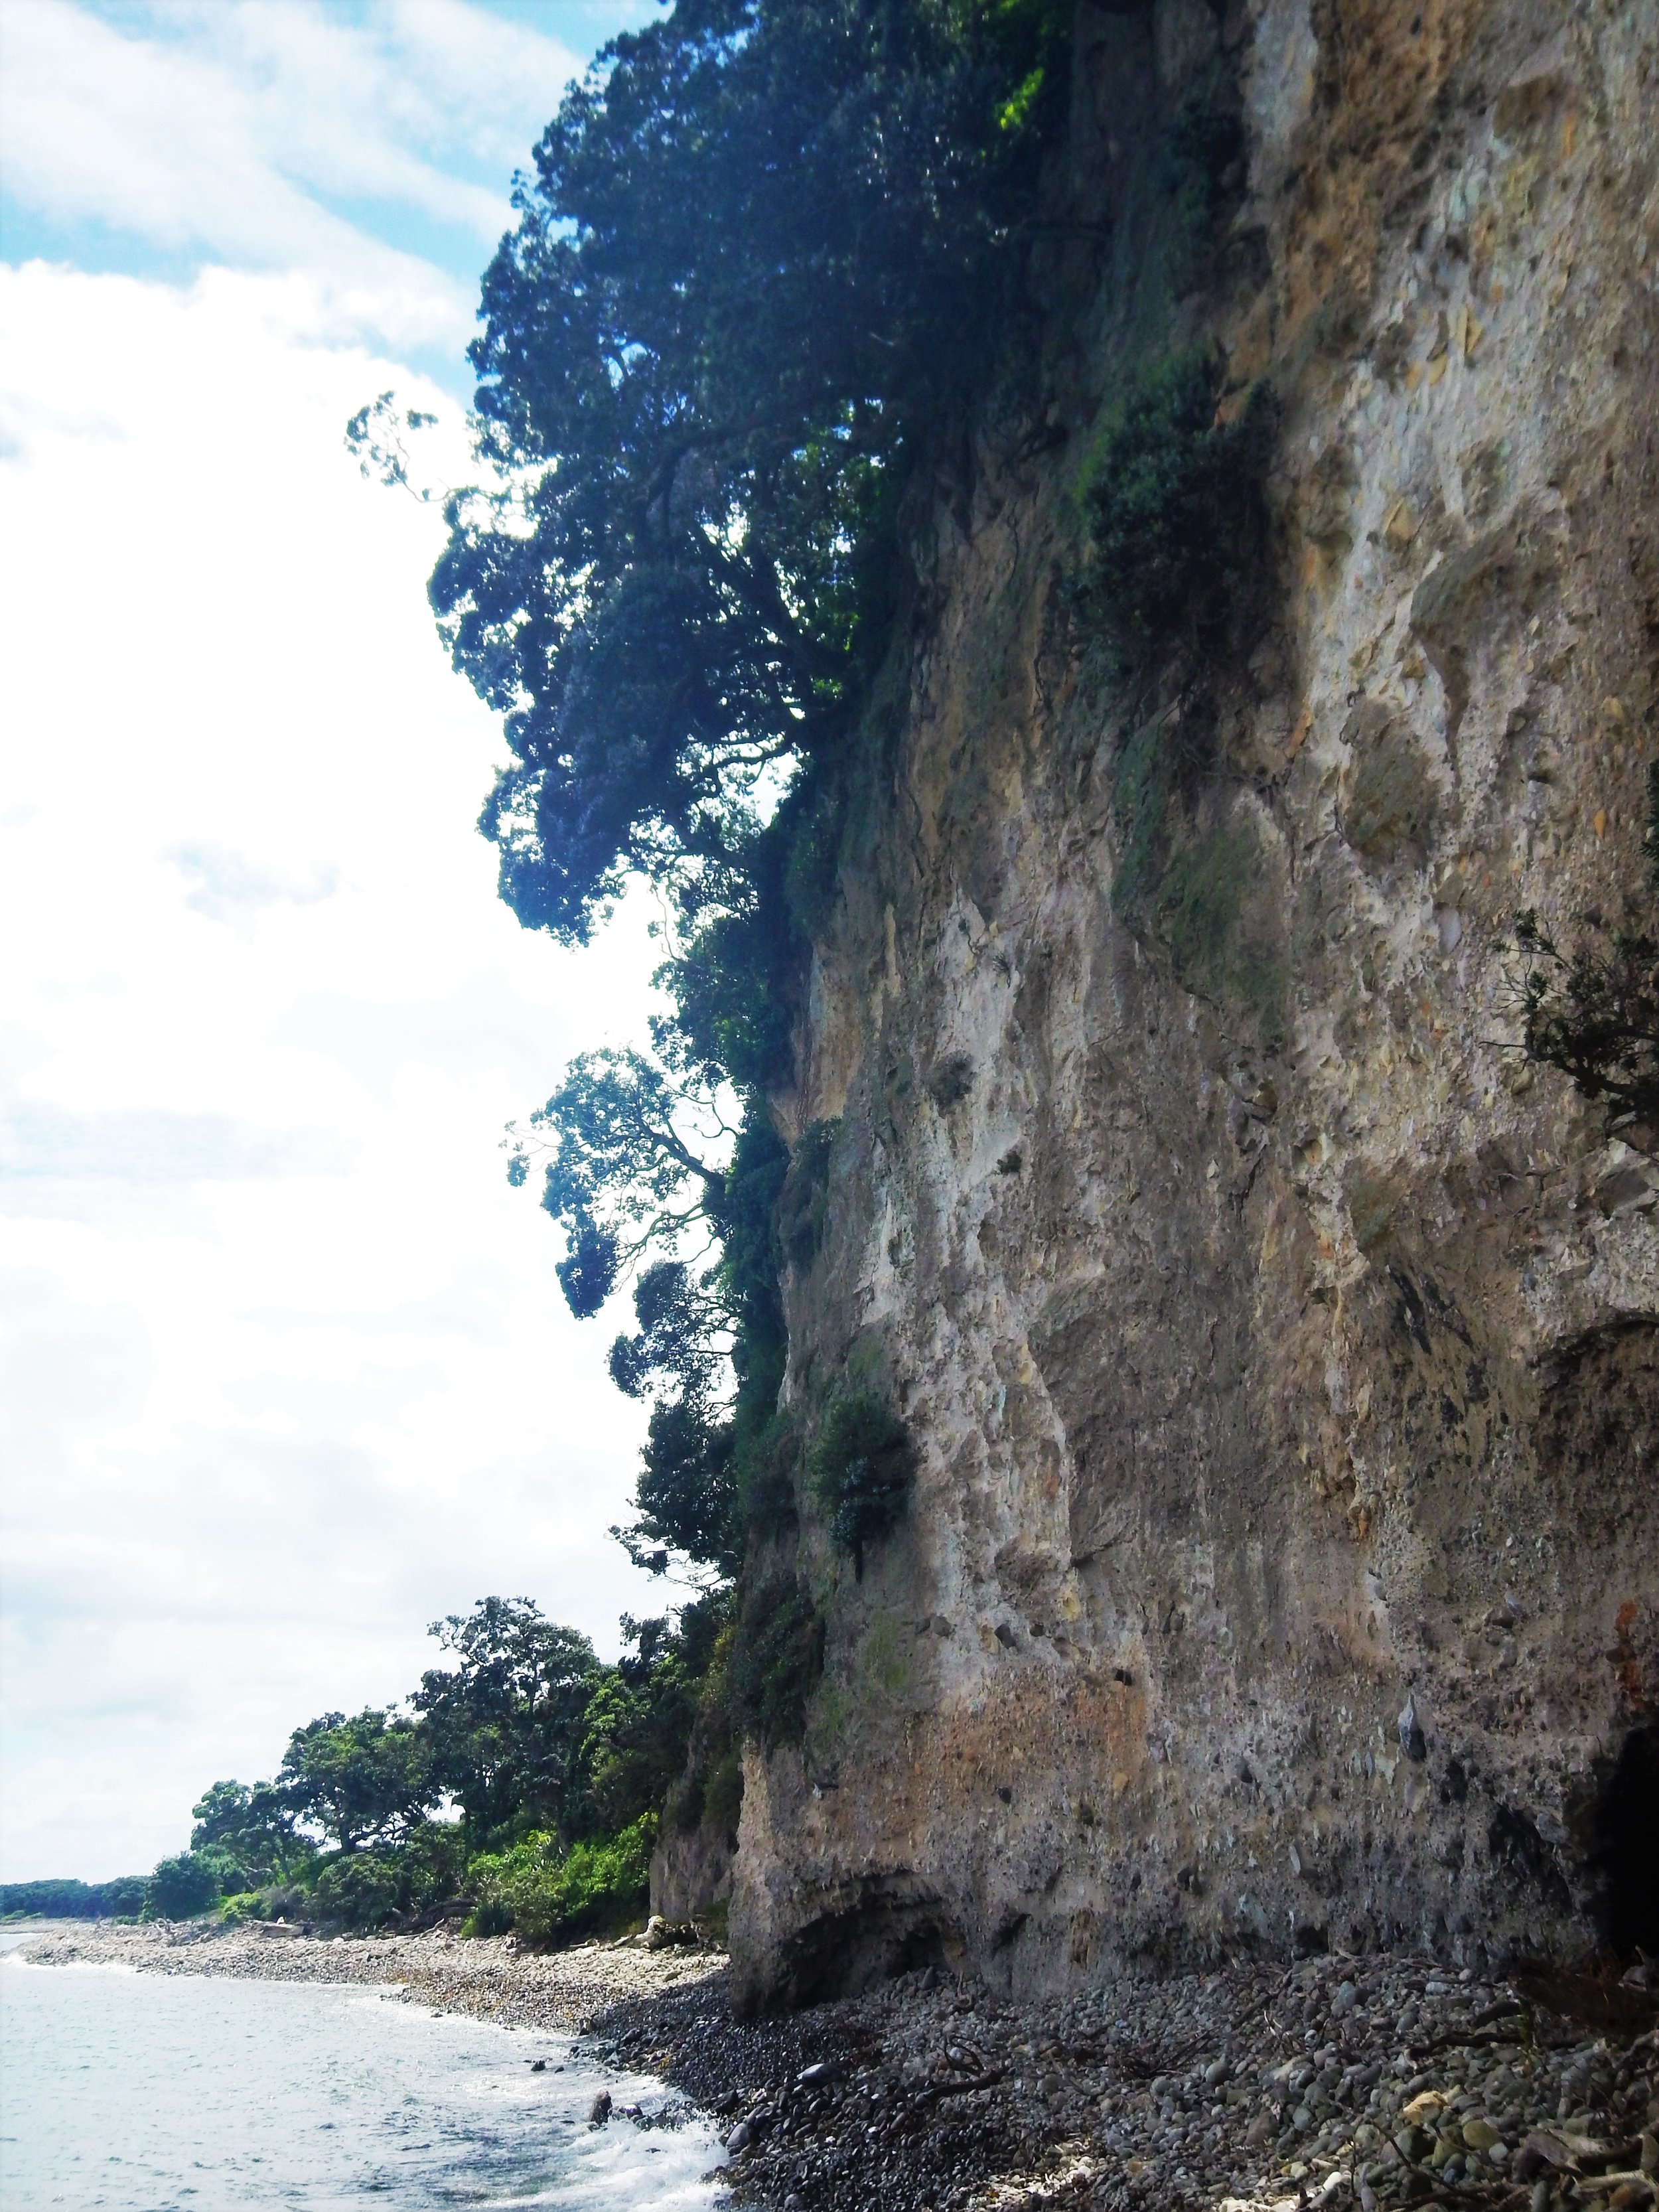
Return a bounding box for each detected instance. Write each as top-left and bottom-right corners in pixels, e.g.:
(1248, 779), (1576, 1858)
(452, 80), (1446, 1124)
(1074, 346), (1277, 660)
(1512, 763), (1659, 1144)
(809, 1390), (916, 1580)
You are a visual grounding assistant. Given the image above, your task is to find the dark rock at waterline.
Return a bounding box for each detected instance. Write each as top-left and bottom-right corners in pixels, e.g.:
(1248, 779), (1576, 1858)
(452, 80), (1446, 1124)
(589, 2091), (611, 2125)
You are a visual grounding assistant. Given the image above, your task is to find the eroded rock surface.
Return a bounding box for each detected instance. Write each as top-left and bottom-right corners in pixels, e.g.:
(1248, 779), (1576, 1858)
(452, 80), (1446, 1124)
(729, 0), (1658, 2015)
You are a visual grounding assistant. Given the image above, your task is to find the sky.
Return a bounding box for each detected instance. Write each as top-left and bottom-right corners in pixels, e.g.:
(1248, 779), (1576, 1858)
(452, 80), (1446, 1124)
(0, 0), (669, 1882)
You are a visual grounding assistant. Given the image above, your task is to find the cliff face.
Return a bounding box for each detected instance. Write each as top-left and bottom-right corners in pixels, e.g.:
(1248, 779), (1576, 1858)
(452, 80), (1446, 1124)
(724, 0), (1659, 2014)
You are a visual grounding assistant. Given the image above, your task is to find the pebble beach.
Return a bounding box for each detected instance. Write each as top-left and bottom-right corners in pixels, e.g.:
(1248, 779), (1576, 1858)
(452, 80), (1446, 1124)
(16, 1923), (1657, 2212)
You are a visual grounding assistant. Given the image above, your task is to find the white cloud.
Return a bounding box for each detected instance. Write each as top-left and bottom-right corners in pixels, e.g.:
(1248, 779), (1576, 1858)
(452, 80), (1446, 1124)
(169, 842), (339, 926)
(0, 0), (593, 350)
(0, 254), (672, 1881)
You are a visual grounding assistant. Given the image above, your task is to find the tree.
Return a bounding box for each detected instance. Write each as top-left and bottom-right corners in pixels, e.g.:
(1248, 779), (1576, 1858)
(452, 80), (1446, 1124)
(412, 1599), (603, 1850)
(145, 1854), (220, 1920)
(580, 1609), (714, 1832)
(431, 0), (1072, 943)
(0, 1876), (145, 1919)
(508, 1047), (734, 1317)
(510, 1047), (788, 1580)
(411, 2), (1076, 1629)
(278, 1710), (435, 1854)
(189, 1778), (304, 1888)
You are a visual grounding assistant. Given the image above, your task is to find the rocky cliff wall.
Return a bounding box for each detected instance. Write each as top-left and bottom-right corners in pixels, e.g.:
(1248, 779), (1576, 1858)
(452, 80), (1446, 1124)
(725, 0), (1659, 2014)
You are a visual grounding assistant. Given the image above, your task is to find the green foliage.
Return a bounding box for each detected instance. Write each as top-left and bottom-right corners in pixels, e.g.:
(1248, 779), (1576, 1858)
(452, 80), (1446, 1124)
(709, 1103), (790, 1392)
(609, 1260), (725, 1406)
(511, 1050), (791, 1580)
(143, 1854), (221, 1920)
(1155, 816), (1285, 1039)
(1108, 707), (1181, 926)
(1076, 348), (1277, 655)
(555, 1221), (618, 1319)
(396, 1815), (469, 1912)
(163, 1590), (721, 1949)
(727, 1574), (824, 1749)
(466, 1814), (657, 1947)
(778, 1120), (839, 1269)
(625, 1398), (739, 1578)
(432, 0), (1068, 946)
(924, 1053), (974, 1110)
(1514, 763), (1659, 1136)
(305, 1823), (467, 1935)
(593, 1095), (788, 1580)
(1161, 91), (1245, 286)
(460, 2), (1059, 1610)
(513, 1047), (725, 1317)
(304, 1824), (467, 1933)
(216, 1882), (309, 1925)
(190, 1778), (306, 1889)
(809, 1391), (916, 1578)
(1108, 709), (1285, 1035)
(311, 1852), (405, 1934)
(413, 1599), (603, 1852)
(658, 846), (800, 1094)
(701, 1748), (746, 1844)
(279, 1709), (435, 1854)
(0, 1876), (145, 1921)
(782, 772), (850, 940)
(581, 1609), (713, 1832)
(733, 1412), (802, 1536)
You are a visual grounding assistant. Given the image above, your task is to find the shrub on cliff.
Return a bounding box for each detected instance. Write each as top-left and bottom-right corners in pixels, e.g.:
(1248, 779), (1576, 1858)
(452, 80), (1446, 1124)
(1076, 346), (1277, 656)
(1512, 762), (1659, 1142)
(809, 1391), (915, 1580)
(726, 1573), (824, 1747)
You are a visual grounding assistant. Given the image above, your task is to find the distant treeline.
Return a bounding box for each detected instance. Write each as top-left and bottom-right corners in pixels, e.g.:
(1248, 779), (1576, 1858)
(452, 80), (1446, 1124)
(1, 1876), (147, 1920)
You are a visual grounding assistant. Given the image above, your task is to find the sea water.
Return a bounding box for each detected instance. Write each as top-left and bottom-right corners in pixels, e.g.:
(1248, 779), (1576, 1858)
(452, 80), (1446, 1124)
(0, 1933), (727, 2210)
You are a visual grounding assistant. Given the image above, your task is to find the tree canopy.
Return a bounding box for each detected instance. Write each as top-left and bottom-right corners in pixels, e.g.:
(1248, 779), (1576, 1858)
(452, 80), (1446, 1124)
(413, 1597), (604, 1850)
(189, 1778), (304, 1888)
(278, 1709), (435, 1854)
(431, 0), (1070, 943)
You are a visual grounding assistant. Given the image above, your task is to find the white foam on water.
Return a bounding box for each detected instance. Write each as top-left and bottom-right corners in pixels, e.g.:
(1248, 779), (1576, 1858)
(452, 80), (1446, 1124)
(0, 1942), (728, 2210)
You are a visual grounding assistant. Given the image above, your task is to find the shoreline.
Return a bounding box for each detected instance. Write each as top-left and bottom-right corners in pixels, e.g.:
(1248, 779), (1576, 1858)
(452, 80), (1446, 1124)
(14, 1923), (1657, 2212)
(10, 1915), (725, 2035)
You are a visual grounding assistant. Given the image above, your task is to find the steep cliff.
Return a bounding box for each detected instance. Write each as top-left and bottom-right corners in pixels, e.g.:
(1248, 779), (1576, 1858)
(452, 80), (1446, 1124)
(723, 0), (1659, 2013)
